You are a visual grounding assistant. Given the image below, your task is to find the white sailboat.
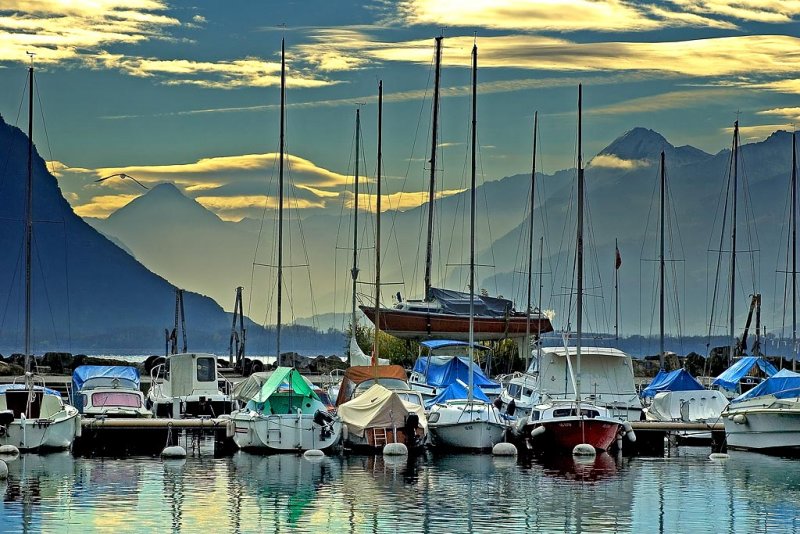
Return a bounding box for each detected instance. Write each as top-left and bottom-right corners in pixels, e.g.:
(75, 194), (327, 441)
(229, 39), (342, 453)
(427, 42), (507, 451)
(0, 60), (79, 452)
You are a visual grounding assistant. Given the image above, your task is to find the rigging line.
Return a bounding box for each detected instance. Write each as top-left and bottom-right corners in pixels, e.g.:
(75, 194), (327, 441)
(0, 237), (25, 338)
(476, 130), (498, 297)
(34, 81), (57, 177)
(707, 141), (735, 347)
(0, 73), (30, 198)
(32, 232), (61, 349)
(61, 211), (72, 354)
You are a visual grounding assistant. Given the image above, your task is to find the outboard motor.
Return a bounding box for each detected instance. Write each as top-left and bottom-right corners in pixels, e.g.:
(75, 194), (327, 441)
(403, 413), (420, 446)
(506, 399), (516, 417)
(314, 410), (335, 439)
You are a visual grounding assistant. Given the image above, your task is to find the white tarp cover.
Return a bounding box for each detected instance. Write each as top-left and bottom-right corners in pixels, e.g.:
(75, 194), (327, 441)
(350, 335), (389, 366)
(647, 389), (728, 422)
(338, 383), (426, 437)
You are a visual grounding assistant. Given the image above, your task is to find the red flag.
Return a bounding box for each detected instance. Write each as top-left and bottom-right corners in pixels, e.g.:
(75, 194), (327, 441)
(615, 246), (622, 270)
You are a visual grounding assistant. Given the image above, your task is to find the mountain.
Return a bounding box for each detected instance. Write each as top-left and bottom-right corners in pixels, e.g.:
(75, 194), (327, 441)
(597, 127), (711, 168)
(0, 114), (342, 355)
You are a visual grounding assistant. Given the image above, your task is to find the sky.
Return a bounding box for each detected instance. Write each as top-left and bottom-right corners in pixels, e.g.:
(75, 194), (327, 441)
(1, 0), (800, 223)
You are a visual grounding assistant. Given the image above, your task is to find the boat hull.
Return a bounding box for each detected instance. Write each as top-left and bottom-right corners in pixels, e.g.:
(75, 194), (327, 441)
(344, 426), (426, 452)
(429, 420), (507, 450)
(0, 410), (80, 451)
(532, 417), (621, 453)
(361, 306), (553, 341)
(723, 408), (800, 452)
(232, 412), (342, 453)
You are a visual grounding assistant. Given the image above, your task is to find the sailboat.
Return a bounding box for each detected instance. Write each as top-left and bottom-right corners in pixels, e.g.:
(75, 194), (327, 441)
(426, 43), (507, 451)
(359, 36), (553, 342)
(522, 86), (632, 454)
(0, 60), (80, 451)
(722, 130), (800, 453)
(230, 39), (342, 453)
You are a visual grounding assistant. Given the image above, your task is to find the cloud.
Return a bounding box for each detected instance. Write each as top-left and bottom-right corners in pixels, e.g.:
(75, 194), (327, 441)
(668, 0), (800, 23)
(754, 79), (800, 95)
(722, 123), (793, 141)
(341, 188), (465, 212)
(395, 0), (734, 32)
(587, 88), (739, 116)
(758, 107), (800, 122)
(73, 194), (139, 218)
(589, 154), (650, 169)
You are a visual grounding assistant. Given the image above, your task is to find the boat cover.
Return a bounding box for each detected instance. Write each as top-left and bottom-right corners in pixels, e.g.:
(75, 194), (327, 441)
(72, 365), (140, 393)
(349, 335), (389, 367)
(420, 339), (491, 351)
(732, 369), (800, 403)
(641, 369), (704, 399)
(233, 367), (319, 403)
(338, 383), (427, 437)
(426, 379), (490, 409)
(0, 384), (60, 397)
(413, 356), (498, 389)
(335, 365), (408, 406)
(429, 287), (513, 317)
(712, 356), (778, 391)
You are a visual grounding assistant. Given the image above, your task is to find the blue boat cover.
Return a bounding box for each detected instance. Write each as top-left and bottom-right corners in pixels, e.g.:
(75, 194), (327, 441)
(641, 369), (704, 399)
(72, 365), (140, 394)
(413, 356), (498, 390)
(732, 369), (800, 403)
(712, 357), (778, 391)
(426, 379), (491, 409)
(420, 339), (491, 351)
(429, 287), (513, 317)
(0, 384), (60, 397)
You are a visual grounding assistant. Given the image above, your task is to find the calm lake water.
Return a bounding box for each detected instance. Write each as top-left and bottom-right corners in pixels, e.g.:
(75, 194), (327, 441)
(1, 446), (799, 533)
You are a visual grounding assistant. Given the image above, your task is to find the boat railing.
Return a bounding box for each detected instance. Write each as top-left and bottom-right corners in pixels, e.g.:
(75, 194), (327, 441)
(149, 363), (165, 397)
(323, 368), (346, 387)
(218, 373), (235, 397)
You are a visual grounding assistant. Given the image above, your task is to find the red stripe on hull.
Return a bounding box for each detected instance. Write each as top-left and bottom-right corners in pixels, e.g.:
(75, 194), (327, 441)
(361, 306), (553, 341)
(535, 418), (621, 452)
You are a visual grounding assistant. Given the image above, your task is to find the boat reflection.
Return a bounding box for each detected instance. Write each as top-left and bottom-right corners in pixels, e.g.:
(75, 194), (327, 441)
(532, 452), (623, 482)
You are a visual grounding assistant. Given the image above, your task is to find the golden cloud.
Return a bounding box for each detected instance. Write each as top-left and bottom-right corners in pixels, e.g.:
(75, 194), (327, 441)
(194, 195), (325, 220)
(73, 193), (139, 218)
(589, 154), (650, 169)
(758, 107), (800, 122)
(343, 188), (465, 212)
(669, 0), (800, 23)
(722, 123), (793, 141)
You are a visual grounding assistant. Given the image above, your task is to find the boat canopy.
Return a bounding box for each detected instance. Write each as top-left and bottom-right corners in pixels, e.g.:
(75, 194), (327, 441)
(413, 355), (497, 389)
(72, 365), (140, 393)
(420, 339), (491, 351)
(712, 357), (778, 391)
(0, 384), (60, 397)
(641, 369), (704, 399)
(338, 383), (426, 437)
(335, 365), (408, 406)
(233, 367), (319, 403)
(732, 369), (800, 403)
(349, 335), (389, 367)
(429, 287), (513, 317)
(426, 380), (490, 409)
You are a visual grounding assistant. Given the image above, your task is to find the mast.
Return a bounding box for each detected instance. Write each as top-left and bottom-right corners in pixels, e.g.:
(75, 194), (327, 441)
(793, 130), (797, 372)
(350, 109), (361, 366)
(614, 238), (619, 341)
(576, 84), (584, 396)
(25, 59), (33, 374)
(525, 111), (538, 372)
(276, 38), (285, 366)
(729, 121), (739, 367)
(468, 42), (477, 402)
(424, 36), (443, 302)
(374, 82), (383, 362)
(659, 151), (666, 369)
(538, 236), (544, 363)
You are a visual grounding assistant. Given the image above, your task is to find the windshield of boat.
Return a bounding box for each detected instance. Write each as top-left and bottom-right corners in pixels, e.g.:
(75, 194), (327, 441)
(91, 391), (142, 408)
(354, 379), (409, 396)
(394, 392), (423, 406)
(196, 357), (216, 382)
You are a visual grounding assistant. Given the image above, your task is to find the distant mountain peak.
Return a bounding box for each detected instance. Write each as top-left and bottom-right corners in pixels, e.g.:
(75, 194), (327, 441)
(105, 180), (221, 224)
(598, 127), (710, 168)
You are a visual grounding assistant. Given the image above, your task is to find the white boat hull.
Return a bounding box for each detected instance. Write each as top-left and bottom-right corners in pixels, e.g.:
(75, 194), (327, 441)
(429, 420), (506, 450)
(0, 409), (80, 451)
(232, 412), (341, 453)
(724, 407), (800, 451)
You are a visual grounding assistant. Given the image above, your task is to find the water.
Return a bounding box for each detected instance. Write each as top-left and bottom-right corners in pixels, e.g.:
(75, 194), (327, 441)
(2, 447), (800, 533)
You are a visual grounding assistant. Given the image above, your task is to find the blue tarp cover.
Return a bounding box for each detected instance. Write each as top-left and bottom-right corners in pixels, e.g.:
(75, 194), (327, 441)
(413, 356), (498, 390)
(732, 369), (800, 403)
(420, 339), (490, 351)
(641, 369), (705, 399)
(72, 365), (140, 393)
(0, 384), (60, 397)
(426, 380), (491, 409)
(712, 357), (778, 391)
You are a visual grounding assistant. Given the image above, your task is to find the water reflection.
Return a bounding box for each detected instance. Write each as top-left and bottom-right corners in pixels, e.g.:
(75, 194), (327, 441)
(0, 449), (799, 533)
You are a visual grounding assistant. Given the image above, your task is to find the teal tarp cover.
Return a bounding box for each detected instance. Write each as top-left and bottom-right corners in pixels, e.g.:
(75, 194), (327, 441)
(732, 369), (800, 403)
(641, 369), (704, 399)
(234, 367), (320, 403)
(712, 357), (778, 391)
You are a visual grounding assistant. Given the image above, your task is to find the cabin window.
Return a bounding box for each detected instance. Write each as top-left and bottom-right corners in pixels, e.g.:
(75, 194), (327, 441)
(523, 388), (534, 398)
(92, 392), (142, 408)
(196, 357), (216, 382)
(529, 411), (540, 421)
(507, 384), (522, 399)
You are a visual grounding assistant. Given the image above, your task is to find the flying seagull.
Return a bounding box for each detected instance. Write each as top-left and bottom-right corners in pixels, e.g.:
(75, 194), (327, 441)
(95, 173), (149, 190)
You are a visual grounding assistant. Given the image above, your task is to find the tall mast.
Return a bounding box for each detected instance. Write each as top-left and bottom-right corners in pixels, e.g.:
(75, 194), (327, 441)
(793, 130), (797, 372)
(525, 111), (538, 372)
(659, 151), (666, 369)
(424, 36), (443, 302)
(576, 84), (584, 395)
(374, 81), (383, 362)
(468, 42), (477, 402)
(350, 109), (361, 366)
(276, 38), (285, 366)
(25, 59), (34, 373)
(729, 121), (739, 367)
(614, 238), (619, 341)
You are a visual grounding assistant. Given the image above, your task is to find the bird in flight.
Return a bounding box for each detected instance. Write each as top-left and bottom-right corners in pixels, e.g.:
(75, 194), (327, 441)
(95, 173), (149, 190)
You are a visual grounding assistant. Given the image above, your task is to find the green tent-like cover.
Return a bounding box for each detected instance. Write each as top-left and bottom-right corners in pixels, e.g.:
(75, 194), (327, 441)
(233, 367), (320, 403)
